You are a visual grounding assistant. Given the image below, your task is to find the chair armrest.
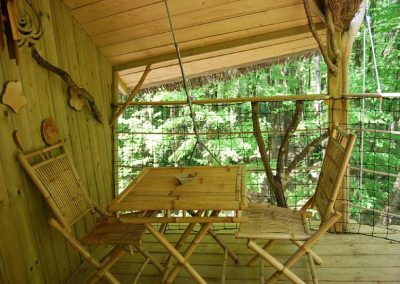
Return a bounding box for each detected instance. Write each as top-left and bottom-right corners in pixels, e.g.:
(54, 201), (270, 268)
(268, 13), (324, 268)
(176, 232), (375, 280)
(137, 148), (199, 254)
(300, 194), (315, 211)
(92, 202), (110, 217)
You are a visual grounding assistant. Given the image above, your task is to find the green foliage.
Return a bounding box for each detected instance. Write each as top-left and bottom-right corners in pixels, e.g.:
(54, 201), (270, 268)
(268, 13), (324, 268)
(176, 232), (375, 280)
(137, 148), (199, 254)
(349, 0), (400, 92)
(117, 0), (399, 224)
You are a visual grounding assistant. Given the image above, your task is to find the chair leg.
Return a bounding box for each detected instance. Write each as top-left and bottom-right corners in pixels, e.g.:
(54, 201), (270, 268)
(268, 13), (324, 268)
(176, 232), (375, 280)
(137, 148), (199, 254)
(247, 240), (305, 284)
(133, 257), (150, 284)
(49, 219), (122, 284)
(221, 249), (228, 284)
(306, 251), (318, 284)
(89, 247), (126, 284)
(268, 212), (342, 283)
(135, 245), (163, 273)
(258, 256), (264, 284)
(291, 240), (323, 266)
(208, 228), (240, 264)
(247, 240), (276, 266)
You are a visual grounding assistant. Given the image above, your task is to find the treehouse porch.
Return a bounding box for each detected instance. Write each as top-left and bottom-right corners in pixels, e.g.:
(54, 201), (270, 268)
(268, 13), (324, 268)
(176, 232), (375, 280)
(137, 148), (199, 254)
(0, 0), (399, 284)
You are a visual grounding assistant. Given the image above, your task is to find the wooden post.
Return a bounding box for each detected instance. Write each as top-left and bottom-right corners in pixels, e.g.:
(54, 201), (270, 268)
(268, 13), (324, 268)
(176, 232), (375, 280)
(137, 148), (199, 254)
(327, 3), (366, 232)
(112, 72), (120, 196)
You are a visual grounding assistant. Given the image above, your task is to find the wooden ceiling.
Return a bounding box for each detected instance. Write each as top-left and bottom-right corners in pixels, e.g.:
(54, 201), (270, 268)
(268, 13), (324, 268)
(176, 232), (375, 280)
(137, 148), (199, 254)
(63, 0), (325, 90)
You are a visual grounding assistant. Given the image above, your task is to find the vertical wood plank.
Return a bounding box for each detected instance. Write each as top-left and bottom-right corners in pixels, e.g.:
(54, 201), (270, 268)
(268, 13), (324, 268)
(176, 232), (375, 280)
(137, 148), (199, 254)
(0, 0), (114, 282)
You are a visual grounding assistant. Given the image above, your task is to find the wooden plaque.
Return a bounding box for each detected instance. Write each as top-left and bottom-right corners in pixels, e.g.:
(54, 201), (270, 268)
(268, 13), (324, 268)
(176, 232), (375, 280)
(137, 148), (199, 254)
(41, 118), (60, 145)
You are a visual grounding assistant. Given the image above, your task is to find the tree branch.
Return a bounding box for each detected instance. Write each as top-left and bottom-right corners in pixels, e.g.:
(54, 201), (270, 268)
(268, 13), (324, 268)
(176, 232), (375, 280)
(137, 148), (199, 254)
(303, 0), (338, 75)
(252, 102), (287, 207)
(109, 65), (151, 126)
(277, 101), (304, 179)
(325, 0), (341, 63)
(251, 102), (277, 188)
(285, 130), (329, 176)
(31, 47), (103, 123)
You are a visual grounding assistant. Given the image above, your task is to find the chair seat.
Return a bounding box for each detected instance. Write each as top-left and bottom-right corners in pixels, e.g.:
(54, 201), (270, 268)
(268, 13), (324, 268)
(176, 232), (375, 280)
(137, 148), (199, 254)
(236, 203), (310, 241)
(80, 219), (146, 245)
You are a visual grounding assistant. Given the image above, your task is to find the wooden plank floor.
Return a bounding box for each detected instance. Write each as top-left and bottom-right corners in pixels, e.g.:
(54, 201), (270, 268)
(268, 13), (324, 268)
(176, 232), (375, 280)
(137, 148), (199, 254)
(89, 225), (400, 284)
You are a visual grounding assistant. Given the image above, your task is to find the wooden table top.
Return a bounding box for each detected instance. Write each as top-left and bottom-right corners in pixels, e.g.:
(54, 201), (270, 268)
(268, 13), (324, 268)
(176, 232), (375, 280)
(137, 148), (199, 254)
(108, 165), (247, 212)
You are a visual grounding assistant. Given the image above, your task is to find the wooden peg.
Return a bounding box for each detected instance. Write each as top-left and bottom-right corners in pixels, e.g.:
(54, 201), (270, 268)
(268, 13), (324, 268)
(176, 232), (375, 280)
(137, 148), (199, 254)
(12, 130), (24, 151)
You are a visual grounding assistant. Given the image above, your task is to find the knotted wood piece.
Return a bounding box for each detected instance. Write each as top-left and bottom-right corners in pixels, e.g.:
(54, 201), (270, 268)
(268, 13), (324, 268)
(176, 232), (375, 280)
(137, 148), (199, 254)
(31, 47), (103, 123)
(1, 81), (27, 113)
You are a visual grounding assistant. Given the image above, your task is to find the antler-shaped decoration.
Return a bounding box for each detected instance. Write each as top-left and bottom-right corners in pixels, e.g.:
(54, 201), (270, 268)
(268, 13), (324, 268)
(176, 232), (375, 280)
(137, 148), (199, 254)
(32, 47), (103, 123)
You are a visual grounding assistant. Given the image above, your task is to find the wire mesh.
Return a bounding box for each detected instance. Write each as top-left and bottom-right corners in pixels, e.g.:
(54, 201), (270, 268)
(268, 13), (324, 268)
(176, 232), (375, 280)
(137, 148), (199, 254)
(115, 97), (400, 240)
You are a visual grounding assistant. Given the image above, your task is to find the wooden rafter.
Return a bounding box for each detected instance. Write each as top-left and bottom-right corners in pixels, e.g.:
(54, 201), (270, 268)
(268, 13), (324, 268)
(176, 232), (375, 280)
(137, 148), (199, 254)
(113, 24), (325, 72)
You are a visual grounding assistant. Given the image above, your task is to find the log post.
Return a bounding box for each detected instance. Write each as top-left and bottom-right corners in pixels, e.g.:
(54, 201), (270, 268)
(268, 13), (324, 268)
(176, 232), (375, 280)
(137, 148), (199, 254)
(327, 2), (366, 232)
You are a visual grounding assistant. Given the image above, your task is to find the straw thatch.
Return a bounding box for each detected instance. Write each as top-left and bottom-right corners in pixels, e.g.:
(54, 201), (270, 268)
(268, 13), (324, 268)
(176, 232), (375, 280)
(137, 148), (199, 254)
(327, 0), (363, 31)
(137, 50), (320, 94)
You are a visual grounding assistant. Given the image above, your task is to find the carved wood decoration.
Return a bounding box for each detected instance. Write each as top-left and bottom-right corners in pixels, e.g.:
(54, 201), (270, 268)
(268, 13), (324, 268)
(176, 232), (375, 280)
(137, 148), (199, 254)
(32, 47), (103, 123)
(17, 0), (44, 48)
(69, 89), (85, 111)
(41, 118), (60, 146)
(0, 0), (44, 62)
(1, 80), (27, 113)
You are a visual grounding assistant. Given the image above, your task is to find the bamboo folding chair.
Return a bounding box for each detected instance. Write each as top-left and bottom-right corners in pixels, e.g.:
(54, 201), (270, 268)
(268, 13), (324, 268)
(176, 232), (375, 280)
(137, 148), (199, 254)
(236, 126), (356, 284)
(18, 143), (162, 284)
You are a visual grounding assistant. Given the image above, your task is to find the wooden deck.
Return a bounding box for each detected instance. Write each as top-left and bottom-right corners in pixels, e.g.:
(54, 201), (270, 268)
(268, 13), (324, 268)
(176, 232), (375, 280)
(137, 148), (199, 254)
(69, 224), (400, 284)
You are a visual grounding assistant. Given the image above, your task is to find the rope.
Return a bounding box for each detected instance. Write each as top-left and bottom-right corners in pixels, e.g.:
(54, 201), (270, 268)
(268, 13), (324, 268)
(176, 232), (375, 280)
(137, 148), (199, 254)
(365, 3), (382, 94)
(163, 0), (221, 165)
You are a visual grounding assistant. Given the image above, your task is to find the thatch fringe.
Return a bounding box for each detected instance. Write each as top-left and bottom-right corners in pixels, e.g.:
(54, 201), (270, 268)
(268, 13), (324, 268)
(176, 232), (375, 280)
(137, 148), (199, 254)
(138, 50), (320, 94)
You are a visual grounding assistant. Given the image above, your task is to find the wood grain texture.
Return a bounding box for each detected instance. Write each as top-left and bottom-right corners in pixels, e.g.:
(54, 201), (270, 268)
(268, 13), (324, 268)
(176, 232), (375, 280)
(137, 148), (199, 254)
(68, 228), (400, 283)
(62, 0), (327, 88)
(0, 0), (113, 283)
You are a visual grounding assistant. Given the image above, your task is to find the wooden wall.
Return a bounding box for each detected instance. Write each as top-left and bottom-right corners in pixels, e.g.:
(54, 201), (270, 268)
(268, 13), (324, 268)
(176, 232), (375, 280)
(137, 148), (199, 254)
(0, 0), (113, 283)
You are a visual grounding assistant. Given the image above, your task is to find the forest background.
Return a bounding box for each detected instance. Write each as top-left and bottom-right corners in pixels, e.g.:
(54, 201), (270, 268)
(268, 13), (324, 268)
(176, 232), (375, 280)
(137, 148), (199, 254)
(117, 0), (399, 227)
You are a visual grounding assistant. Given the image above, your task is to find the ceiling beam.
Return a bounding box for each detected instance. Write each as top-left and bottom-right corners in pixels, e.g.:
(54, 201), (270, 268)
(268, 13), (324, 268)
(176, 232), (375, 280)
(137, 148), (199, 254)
(117, 77), (130, 94)
(113, 23), (326, 72)
(309, 0), (325, 23)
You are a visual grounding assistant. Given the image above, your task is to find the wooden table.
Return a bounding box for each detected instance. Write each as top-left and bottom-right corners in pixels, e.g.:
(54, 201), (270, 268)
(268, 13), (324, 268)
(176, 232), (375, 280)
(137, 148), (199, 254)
(108, 165), (247, 284)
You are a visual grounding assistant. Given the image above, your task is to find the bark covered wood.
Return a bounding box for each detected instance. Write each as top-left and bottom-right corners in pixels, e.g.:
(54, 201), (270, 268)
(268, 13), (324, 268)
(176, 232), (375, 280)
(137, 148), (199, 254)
(31, 47), (103, 123)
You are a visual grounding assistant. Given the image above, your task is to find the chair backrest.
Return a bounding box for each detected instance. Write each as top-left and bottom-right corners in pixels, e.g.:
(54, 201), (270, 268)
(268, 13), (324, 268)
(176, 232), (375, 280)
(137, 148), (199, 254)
(312, 126), (356, 223)
(18, 143), (94, 232)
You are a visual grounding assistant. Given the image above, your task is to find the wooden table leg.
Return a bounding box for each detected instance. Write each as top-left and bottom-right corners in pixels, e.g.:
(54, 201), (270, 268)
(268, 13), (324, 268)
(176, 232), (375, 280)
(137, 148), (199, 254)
(164, 221), (214, 284)
(163, 210), (205, 277)
(164, 210), (220, 283)
(144, 223), (207, 284)
(188, 210), (240, 264)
